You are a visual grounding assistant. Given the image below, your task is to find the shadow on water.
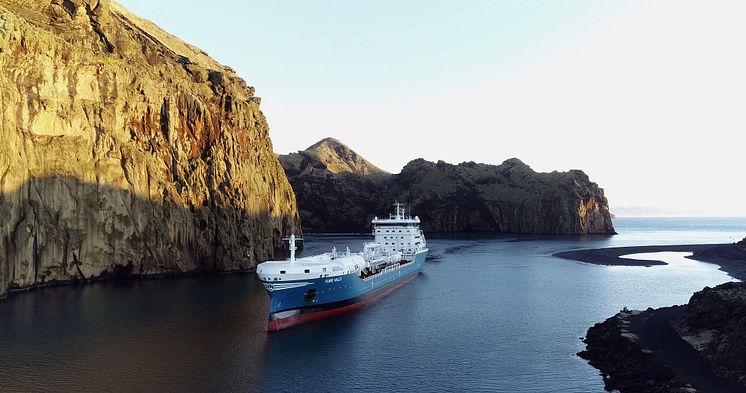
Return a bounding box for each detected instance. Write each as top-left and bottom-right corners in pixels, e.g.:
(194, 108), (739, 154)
(0, 272), (276, 391)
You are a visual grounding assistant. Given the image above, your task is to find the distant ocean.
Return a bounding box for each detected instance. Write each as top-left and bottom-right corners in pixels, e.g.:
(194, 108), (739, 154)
(0, 217), (744, 392)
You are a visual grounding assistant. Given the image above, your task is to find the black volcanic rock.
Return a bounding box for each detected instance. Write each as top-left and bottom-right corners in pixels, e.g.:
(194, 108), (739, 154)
(279, 138), (615, 234)
(579, 308), (694, 393)
(580, 282), (746, 393)
(672, 282), (746, 388)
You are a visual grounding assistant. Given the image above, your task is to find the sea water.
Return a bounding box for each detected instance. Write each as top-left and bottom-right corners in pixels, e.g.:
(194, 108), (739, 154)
(0, 217), (744, 392)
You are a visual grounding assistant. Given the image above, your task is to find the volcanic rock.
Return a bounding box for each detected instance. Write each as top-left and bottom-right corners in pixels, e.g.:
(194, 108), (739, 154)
(279, 139), (615, 234)
(0, 0), (300, 299)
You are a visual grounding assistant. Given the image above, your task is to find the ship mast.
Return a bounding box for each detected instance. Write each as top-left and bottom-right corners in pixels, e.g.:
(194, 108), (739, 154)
(394, 201), (402, 219)
(289, 234), (296, 263)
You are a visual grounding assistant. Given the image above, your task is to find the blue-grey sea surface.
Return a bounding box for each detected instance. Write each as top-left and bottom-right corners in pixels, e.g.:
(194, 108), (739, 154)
(0, 217), (744, 392)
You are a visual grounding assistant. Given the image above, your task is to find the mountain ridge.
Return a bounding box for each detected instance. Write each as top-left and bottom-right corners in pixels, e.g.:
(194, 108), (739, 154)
(278, 138), (615, 234)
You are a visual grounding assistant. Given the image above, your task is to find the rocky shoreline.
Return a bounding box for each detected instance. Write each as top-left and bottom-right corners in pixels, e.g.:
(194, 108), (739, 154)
(580, 283), (746, 393)
(579, 302), (745, 393)
(568, 241), (746, 393)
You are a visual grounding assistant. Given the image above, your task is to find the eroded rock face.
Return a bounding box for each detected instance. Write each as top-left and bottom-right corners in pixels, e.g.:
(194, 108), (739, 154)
(673, 282), (746, 388)
(0, 0), (300, 298)
(279, 139), (615, 235)
(393, 158), (615, 234)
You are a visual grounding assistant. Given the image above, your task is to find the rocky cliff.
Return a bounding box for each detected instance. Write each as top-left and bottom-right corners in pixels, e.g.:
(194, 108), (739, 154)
(0, 0), (300, 299)
(279, 139), (615, 234)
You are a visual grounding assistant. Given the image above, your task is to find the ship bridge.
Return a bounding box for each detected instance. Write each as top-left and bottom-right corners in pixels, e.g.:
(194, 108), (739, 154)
(371, 202), (426, 257)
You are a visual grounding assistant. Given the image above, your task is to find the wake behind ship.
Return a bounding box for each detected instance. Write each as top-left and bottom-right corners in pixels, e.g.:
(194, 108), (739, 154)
(256, 203), (428, 331)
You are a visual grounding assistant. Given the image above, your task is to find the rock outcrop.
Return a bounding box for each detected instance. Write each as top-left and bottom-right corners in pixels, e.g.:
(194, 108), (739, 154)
(672, 282), (746, 388)
(393, 158), (615, 234)
(579, 308), (696, 393)
(278, 138), (389, 232)
(580, 282), (746, 393)
(0, 0), (300, 299)
(279, 139), (615, 234)
(281, 137), (387, 177)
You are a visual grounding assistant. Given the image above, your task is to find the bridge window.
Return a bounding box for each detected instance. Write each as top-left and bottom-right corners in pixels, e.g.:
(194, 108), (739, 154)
(280, 270), (286, 274)
(304, 269), (310, 273)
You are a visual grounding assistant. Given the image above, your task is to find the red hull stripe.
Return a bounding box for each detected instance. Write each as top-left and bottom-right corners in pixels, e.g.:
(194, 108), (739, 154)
(267, 272), (420, 332)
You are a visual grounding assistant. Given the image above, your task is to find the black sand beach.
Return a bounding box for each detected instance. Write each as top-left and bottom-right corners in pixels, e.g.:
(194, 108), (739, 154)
(555, 243), (746, 281)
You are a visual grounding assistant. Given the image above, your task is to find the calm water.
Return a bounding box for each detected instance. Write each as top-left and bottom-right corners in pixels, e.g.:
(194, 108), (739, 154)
(1, 217), (745, 392)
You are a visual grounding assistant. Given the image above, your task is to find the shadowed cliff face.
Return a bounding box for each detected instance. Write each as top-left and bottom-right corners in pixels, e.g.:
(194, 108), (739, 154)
(0, 177), (290, 297)
(0, 0), (300, 298)
(395, 159), (615, 234)
(279, 140), (615, 235)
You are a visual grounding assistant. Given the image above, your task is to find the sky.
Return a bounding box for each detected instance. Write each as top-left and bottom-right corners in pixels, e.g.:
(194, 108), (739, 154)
(119, 0), (746, 216)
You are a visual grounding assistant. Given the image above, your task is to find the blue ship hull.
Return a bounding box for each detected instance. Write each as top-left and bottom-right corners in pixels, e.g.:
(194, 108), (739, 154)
(263, 250), (427, 331)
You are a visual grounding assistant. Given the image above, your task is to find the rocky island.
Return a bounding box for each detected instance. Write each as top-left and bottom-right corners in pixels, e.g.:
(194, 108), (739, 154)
(0, 0), (300, 299)
(279, 137), (615, 235)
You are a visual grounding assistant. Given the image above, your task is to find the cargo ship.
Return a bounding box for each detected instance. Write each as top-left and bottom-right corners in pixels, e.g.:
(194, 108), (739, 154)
(256, 203), (428, 331)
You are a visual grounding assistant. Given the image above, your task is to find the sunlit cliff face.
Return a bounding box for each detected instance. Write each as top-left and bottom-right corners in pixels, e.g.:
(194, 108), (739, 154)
(0, 0), (300, 298)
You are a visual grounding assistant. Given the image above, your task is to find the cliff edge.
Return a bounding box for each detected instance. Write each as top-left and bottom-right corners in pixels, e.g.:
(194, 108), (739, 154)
(0, 0), (300, 299)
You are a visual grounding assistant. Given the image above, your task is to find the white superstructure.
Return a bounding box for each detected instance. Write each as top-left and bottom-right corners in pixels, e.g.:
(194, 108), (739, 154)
(371, 202), (427, 258)
(256, 203), (427, 285)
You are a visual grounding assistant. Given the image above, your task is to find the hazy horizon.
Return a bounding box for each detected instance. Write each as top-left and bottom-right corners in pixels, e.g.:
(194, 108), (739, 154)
(118, 0), (746, 217)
